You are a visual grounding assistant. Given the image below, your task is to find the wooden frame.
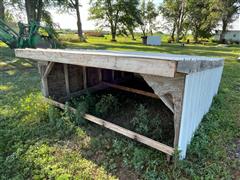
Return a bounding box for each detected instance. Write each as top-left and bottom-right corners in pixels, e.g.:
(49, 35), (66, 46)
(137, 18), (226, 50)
(16, 48), (224, 159)
(37, 62), (180, 158)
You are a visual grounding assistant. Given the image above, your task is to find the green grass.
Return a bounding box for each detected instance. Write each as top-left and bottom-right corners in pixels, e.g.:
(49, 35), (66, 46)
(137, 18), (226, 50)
(0, 37), (240, 179)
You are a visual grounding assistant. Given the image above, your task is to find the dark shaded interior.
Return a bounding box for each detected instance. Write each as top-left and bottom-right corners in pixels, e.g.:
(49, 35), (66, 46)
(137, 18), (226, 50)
(47, 64), (175, 146)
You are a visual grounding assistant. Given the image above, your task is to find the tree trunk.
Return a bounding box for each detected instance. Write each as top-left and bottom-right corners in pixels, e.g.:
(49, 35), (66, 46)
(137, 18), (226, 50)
(176, 27), (180, 43)
(150, 29), (153, 36)
(193, 30), (198, 43)
(0, 0), (5, 21)
(111, 29), (117, 42)
(130, 29), (136, 40)
(25, 0), (36, 23)
(142, 28), (146, 37)
(171, 22), (176, 41)
(220, 19), (228, 44)
(75, 0), (85, 42)
(36, 0), (43, 23)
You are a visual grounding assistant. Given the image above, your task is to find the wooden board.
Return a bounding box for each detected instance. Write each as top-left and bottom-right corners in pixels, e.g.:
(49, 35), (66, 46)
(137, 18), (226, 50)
(15, 49), (177, 77)
(45, 98), (175, 155)
(15, 48), (224, 77)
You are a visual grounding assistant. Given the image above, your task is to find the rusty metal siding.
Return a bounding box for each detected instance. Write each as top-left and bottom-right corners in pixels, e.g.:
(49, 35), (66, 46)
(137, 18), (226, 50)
(178, 66), (224, 158)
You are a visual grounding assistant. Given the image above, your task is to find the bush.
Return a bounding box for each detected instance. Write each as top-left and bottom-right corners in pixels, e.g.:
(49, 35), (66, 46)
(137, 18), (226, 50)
(131, 104), (163, 140)
(95, 94), (119, 117)
(131, 104), (149, 134)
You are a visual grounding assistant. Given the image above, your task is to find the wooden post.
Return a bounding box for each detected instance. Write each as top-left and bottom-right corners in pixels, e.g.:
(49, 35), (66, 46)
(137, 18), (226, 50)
(38, 61), (55, 97)
(140, 75), (185, 148)
(83, 67), (87, 89)
(64, 64), (70, 96)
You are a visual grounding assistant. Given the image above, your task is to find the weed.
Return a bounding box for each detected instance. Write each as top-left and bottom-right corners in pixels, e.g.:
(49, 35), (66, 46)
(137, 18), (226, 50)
(131, 104), (164, 141)
(95, 94), (119, 117)
(131, 104), (150, 134)
(75, 101), (89, 125)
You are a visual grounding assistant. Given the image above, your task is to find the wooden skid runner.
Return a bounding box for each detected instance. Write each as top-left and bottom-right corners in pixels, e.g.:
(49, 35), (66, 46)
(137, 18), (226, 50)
(45, 98), (175, 156)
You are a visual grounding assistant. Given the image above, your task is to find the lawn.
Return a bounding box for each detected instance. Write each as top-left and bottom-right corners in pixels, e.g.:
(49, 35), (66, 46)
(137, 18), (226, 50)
(0, 37), (240, 179)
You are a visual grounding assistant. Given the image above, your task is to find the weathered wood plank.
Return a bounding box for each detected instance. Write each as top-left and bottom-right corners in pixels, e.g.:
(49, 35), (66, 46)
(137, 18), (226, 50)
(15, 49), (177, 77)
(58, 83), (108, 102)
(47, 63), (67, 99)
(38, 63), (49, 97)
(82, 66), (87, 88)
(64, 64), (70, 96)
(102, 82), (174, 112)
(102, 82), (159, 98)
(43, 62), (55, 79)
(45, 98), (175, 155)
(68, 65), (84, 93)
(177, 60), (224, 74)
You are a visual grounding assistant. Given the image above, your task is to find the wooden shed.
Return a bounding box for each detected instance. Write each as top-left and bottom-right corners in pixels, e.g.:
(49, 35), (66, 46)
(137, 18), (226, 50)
(15, 48), (224, 159)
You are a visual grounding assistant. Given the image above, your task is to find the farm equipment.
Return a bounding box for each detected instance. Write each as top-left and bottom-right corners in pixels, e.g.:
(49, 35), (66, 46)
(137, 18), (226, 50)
(0, 19), (59, 49)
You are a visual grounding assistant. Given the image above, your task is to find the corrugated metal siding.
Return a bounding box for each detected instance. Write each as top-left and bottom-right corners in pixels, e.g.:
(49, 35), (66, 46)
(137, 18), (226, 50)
(178, 66), (223, 158)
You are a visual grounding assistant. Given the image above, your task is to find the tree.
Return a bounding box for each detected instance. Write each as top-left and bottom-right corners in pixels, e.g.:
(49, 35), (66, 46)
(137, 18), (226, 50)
(146, 0), (158, 35)
(90, 0), (131, 42)
(56, 0), (85, 41)
(218, 0), (240, 43)
(118, 0), (141, 40)
(139, 0), (158, 37)
(25, 0), (45, 23)
(0, 0), (5, 21)
(186, 0), (220, 42)
(160, 0), (187, 42)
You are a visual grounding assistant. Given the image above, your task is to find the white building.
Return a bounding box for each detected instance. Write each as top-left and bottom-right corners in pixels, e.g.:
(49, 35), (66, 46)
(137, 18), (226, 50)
(214, 30), (240, 43)
(146, 36), (161, 46)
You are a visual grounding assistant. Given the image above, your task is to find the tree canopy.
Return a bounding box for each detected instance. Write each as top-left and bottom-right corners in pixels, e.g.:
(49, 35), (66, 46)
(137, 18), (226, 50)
(56, 0), (85, 41)
(89, 0), (140, 42)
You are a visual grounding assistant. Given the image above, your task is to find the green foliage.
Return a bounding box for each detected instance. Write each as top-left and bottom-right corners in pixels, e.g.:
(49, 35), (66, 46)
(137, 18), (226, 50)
(139, 0), (158, 36)
(131, 104), (163, 140)
(131, 104), (150, 134)
(23, 143), (116, 179)
(160, 0), (188, 41)
(95, 94), (119, 117)
(89, 0), (140, 41)
(186, 0), (221, 41)
(217, 0), (240, 43)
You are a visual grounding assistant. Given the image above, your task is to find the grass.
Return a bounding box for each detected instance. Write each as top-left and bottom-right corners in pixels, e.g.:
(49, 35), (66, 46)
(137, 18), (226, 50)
(0, 37), (240, 179)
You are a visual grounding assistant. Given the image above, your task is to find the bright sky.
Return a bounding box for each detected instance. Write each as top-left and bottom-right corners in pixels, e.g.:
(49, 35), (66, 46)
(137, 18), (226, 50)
(50, 0), (240, 31)
(51, 0), (162, 31)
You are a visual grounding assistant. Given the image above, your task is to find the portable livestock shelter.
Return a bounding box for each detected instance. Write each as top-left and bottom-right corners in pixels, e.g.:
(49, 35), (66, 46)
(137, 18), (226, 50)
(15, 48), (224, 159)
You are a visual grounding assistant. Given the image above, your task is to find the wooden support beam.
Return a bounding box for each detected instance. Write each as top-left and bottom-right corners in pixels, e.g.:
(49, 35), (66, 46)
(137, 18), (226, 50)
(58, 83), (108, 102)
(112, 70), (115, 81)
(64, 64), (70, 96)
(98, 69), (102, 82)
(83, 67), (87, 89)
(38, 62), (55, 97)
(43, 62), (55, 79)
(159, 95), (174, 113)
(45, 98), (175, 156)
(103, 82), (159, 99)
(102, 82), (174, 112)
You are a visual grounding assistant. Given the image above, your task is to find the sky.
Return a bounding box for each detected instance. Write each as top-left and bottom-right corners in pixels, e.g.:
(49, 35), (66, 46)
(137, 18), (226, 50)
(50, 0), (162, 31)
(50, 0), (240, 31)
